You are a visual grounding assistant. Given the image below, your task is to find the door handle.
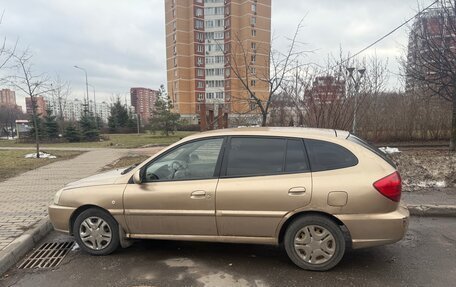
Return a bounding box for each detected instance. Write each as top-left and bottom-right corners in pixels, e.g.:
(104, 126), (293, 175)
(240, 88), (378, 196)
(190, 190), (207, 199)
(288, 187), (306, 195)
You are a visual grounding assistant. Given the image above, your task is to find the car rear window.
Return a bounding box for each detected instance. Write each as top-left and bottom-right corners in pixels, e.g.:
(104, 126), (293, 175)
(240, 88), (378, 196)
(305, 139), (358, 172)
(224, 137), (310, 177)
(285, 139), (310, 172)
(226, 137), (286, 177)
(347, 134), (396, 168)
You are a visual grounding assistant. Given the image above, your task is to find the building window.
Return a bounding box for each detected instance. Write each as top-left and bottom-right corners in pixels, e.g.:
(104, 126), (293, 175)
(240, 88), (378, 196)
(197, 44), (204, 53)
(195, 7), (203, 17)
(195, 19), (204, 29)
(250, 67), (256, 74)
(251, 17), (256, 26)
(172, 33), (176, 42)
(197, 57), (203, 66)
(196, 32), (204, 41)
(197, 81), (204, 89)
(172, 9), (176, 18)
(251, 80), (256, 86)
(251, 29), (256, 37)
(225, 68), (231, 77)
(251, 54), (256, 63)
(197, 93), (204, 101)
(197, 68), (204, 77)
(173, 21), (176, 30)
(173, 57), (177, 67)
(251, 42), (257, 50)
(251, 3), (257, 12)
(205, 20), (214, 28)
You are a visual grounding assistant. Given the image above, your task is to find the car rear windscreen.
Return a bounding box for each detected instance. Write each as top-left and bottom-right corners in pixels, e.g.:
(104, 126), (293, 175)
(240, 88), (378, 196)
(347, 135), (396, 168)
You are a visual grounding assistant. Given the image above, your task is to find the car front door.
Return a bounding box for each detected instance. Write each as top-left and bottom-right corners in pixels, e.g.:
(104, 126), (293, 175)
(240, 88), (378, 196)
(215, 136), (312, 238)
(123, 137), (224, 236)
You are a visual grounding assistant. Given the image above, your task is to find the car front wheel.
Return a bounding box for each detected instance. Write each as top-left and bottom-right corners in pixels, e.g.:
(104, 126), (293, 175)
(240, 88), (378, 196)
(73, 208), (120, 255)
(284, 215), (346, 271)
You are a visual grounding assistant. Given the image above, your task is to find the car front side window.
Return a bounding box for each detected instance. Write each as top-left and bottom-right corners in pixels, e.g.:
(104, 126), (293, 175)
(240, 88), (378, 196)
(144, 138), (224, 182)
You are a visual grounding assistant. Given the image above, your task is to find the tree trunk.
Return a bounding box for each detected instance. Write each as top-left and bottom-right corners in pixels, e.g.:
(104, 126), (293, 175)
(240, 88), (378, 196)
(261, 112), (267, 127)
(450, 96), (456, 151)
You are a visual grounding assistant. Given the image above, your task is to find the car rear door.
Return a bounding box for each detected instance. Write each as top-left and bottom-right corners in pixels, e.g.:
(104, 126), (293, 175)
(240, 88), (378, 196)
(215, 136), (312, 238)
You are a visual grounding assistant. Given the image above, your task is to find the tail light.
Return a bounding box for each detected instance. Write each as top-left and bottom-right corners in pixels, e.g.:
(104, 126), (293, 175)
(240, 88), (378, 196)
(373, 171), (402, 202)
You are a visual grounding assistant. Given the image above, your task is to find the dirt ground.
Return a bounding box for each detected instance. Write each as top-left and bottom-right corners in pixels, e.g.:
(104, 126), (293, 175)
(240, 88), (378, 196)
(389, 148), (456, 191)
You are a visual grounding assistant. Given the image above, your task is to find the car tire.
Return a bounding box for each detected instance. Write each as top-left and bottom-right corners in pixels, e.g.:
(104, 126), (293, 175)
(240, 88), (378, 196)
(73, 208), (120, 255)
(284, 215), (346, 271)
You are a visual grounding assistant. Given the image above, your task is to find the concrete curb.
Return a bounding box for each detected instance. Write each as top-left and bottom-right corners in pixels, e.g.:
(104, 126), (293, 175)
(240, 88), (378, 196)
(407, 204), (456, 217)
(0, 218), (52, 276)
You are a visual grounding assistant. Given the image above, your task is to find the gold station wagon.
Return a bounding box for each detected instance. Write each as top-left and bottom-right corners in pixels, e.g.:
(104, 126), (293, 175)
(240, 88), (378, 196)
(49, 127), (409, 271)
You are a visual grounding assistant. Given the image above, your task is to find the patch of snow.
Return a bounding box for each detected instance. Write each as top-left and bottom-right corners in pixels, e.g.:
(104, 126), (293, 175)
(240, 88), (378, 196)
(24, 152), (57, 159)
(379, 146), (401, 155)
(413, 180), (446, 188)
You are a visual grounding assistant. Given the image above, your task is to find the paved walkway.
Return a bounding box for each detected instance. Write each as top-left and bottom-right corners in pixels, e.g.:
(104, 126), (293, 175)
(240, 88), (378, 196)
(0, 149), (126, 251)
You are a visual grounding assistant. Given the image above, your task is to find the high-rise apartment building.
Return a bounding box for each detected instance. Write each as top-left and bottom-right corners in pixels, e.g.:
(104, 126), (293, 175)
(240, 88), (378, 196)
(130, 87), (159, 125)
(25, 96), (47, 117)
(164, 0), (271, 130)
(0, 89), (16, 107)
(406, 6), (456, 93)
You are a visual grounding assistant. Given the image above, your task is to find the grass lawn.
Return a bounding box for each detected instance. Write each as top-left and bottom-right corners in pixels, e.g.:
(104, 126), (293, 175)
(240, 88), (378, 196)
(100, 154), (150, 172)
(0, 150), (84, 182)
(0, 131), (196, 149)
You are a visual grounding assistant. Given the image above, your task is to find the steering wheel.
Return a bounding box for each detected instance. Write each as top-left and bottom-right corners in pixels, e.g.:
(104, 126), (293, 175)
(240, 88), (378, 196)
(168, 160), (188, 179)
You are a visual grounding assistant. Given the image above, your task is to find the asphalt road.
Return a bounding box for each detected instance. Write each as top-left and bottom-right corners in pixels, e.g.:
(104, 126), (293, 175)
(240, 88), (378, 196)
(1, 217), (455, 287)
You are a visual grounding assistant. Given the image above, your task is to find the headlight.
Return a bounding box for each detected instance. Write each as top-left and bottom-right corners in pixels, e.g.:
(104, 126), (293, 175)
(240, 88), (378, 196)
(53, 189), (64, 205)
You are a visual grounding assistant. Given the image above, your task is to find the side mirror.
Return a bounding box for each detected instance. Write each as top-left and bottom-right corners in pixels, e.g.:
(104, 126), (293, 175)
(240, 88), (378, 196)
(132, 169), (142, 184)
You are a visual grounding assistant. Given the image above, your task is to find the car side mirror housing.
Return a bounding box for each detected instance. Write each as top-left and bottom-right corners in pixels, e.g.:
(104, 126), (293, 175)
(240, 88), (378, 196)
(132, 169), (142, 184)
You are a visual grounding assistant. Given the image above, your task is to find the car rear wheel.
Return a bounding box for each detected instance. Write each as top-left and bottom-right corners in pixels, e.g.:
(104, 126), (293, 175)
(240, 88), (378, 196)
(284, 215), (346, 271)
(73, 208), (120, 255)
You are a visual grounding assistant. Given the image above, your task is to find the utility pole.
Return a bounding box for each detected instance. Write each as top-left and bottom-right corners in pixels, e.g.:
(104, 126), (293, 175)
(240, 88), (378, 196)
(346, 67), (366, 135)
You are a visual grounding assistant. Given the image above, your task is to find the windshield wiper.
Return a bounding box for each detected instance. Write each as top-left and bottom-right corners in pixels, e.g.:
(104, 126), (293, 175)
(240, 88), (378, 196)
(121, 163), (139, 175)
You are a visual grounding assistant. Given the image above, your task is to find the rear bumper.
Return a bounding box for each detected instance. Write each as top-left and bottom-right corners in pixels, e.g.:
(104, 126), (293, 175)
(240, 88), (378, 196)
(335, 204), (409, 249)
(48, 204), (76, 234)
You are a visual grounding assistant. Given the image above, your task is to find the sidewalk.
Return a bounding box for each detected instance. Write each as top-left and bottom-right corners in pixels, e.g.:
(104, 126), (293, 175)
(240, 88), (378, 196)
(0, 149), (126, 274)
(402, 188), (456, 216)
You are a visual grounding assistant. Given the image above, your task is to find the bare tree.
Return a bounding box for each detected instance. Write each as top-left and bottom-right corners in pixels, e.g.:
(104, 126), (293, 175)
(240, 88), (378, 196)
(278, 49), (389, 132)
(0, 11), (17, 81)
(8, 51), (52, 158)
(50, 75), (71, 132)
(406, 1), (456, 150)
(226, 20), (308, 126)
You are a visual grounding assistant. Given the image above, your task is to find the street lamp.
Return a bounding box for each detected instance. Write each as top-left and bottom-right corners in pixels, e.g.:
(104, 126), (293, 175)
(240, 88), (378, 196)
(73, 65), (89, 113)
(88, 84), (98, 128)
(346, 67), (366, 134)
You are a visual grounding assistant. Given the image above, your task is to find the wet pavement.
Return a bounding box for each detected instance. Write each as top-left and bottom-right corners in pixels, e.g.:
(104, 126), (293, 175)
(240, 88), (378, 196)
(1, 217), (455, 287)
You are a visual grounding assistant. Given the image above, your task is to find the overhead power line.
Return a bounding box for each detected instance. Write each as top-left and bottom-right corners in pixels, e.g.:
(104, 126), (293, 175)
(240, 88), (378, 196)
(337, 0), (439, 67)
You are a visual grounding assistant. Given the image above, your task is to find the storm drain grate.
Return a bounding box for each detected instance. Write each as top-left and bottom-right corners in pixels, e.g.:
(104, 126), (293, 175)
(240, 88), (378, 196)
(18, 241), (75, 269)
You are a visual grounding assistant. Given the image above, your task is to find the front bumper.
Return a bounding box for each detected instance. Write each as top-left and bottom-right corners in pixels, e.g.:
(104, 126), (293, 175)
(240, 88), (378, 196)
(48, 204), (76, 234)
(335, 204), (409, 249)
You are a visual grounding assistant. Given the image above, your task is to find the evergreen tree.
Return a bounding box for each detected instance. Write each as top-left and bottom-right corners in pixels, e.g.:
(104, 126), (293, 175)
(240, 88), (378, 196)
(150, 85), (180, 136)
(63, 124), (81, 142)
(43, 108), (59, 139)
(79, 104), (99, 141)
(108, 97), (135, 132)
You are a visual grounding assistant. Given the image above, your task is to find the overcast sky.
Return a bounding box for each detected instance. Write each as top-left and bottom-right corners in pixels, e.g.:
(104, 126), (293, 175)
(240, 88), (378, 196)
(0, 0), (431, 109)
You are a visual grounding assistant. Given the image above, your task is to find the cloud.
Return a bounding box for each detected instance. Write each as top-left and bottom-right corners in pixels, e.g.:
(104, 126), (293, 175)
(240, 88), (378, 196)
(0, 0), (430, 108)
